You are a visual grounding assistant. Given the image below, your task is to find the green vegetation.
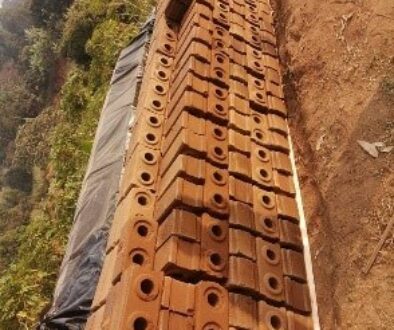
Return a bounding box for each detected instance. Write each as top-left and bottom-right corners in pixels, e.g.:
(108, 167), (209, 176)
(0, 0), (153, 328)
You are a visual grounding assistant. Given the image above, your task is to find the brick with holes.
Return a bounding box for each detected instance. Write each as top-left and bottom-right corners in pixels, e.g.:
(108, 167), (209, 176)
(205, 120), (229, 167)
(256, 238), (285, 302)
(121, 144), (161, 194)
(107, 187), (156, 251)
(195, 281), (229, 329)
(112, 216), (158, 283)
(200, 213), (229, 278)
(207, 82), (229, 124)
(258, 300), (288, 330)
(203, 163), (229, 216)
(105, 267), (163, 329)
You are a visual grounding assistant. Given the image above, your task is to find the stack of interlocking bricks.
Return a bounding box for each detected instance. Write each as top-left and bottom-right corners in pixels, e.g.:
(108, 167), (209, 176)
(85, 0), (314, 329)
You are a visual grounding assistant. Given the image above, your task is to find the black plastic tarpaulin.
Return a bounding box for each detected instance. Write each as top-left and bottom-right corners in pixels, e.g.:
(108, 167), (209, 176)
(40, 20), (153, 330)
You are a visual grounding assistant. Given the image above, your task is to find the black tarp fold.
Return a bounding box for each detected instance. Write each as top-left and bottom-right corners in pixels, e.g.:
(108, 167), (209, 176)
(40, 19), (153, 329)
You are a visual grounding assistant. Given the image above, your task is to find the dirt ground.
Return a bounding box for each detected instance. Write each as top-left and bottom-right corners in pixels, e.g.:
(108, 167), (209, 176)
(273, 0), (394, 329)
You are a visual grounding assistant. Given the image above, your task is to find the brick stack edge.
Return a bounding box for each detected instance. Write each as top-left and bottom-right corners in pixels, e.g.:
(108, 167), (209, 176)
(85, 0), (313, 329)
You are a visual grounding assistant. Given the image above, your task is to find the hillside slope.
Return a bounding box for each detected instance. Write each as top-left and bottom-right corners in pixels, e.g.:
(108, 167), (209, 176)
(274, 0), (394, 329)
(0, 0), (153, 328)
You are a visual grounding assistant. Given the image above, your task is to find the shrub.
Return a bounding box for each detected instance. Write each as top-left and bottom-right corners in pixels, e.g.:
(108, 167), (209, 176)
(60, 0), (107, 64)
(3, 167), (33, 193)
(20, 28), (55, 90)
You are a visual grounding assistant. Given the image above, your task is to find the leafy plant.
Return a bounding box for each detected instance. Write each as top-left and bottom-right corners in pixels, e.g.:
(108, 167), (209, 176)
(0, 0), (154, 327)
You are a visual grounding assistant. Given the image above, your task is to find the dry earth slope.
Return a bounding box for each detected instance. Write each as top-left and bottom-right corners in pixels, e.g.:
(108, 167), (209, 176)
(273, 0), (394, 329)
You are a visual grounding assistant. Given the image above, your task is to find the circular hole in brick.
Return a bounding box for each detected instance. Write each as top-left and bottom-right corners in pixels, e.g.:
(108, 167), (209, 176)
(207, 292), (219, 307)
(210, 253), (223, 267)
(146, 133), (157, 142)
(149, 115), (159, 126)
(160, 57), (169, 66)
(251, 25), (258, 33)
(219, 3), (227, 10)
(256, 92), (264, 100)
(213, 127), (224, 139)
(140, 279), (154, 295)
(132, 253), (145, 265)
(137, 195), (148, 206)
(213, 193), (224, 205)
(144, 152), (155, 163)
(250, 14), (257, 20)
(254, 79), (262, 87)
(152, 99), (162, 109)
(219, 13), (226, 19)
(264, 217), (274, 228)
(166, 32), (175, 40)
(154, 84), (165, 94)
(133, 317), (148, 330)
(254, 61), (261, 68)
(262, 195), (271, 206)
(215, 70), (224, 78)
(266, 248), (276, 261)
(253, 49), (261, 58)
(258, 149), (268, 161)
(214, 146), (224, 157)
(268, 276), (279, 290)
(270, 315), (282, 330)
(215, 104), (225, 114)
(260, 168), (269, 178)
(216, 54), (225, 63)
(252, 35), (259, 42)
(216, 40), (224, 48)
(213, 171), (224, 183)
(157, 70), (167, 79)
(211, 225), (223, 238)
(164, 43), (173, 52)
(137, 225), (149, 237)
(255, 131), (264, 140)
(140, 172), (152, 183)
(215, 88), (224, 98)
(253, 115), (261, 124)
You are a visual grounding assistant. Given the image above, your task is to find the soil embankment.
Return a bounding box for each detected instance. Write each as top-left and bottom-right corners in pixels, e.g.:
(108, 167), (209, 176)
(274, 1), (394, 329)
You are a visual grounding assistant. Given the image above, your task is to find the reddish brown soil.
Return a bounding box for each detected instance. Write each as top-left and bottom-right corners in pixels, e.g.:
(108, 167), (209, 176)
(274, 0), (394, 329)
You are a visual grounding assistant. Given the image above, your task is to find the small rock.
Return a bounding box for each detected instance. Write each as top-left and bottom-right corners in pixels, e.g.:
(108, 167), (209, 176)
(316, 134), (326, 151)
(374, 142), (385, 148)
(358, 140), (379, 158)
(379, 146), (394, 153)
